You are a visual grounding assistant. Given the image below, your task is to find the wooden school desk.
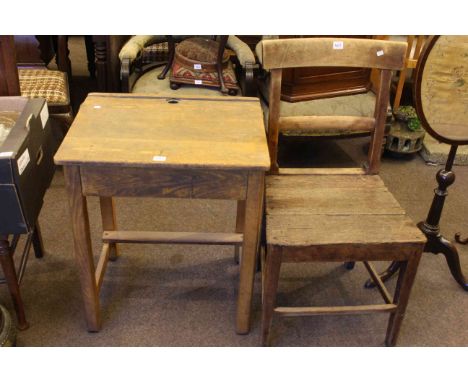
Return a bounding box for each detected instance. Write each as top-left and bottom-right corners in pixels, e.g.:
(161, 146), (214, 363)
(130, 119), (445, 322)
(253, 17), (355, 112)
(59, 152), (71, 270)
(54, 93), (270, 334)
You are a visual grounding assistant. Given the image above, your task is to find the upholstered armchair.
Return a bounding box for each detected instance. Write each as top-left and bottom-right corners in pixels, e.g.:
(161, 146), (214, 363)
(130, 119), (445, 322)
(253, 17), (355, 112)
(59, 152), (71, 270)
(119, 35), (258, 96)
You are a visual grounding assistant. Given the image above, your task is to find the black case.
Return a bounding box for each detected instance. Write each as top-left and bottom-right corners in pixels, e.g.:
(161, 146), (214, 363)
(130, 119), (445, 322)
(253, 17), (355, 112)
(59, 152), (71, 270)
(0, 97), (57, 234)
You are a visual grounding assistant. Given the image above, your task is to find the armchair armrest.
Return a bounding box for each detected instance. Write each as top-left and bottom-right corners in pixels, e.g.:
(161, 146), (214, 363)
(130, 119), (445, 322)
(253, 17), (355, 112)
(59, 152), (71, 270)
(227, 35), (256, 68)
(227, 36), (258, 97)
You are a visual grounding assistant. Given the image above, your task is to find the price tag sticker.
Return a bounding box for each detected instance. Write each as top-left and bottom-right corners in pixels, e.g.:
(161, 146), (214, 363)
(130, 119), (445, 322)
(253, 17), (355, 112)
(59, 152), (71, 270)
(17, 148), (30, 175)
(194, 64), (202, 70)
(376, 50), (384, 56)
(153, 155), (167, 162)
(195, 80), (203, 85)
(40, 103), (49, 129)
(333, 41), (344, 50)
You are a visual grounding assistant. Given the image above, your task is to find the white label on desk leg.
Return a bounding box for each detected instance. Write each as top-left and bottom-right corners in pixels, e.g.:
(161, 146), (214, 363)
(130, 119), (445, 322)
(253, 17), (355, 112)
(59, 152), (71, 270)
(40, 103), (49, 129)
(194, 64), (202, 70)
(333, 41), (344, 50)
(195, 80), (202, 85)
(153, 155), (167, 162)
(376, 50), (384, 56)
(17, 148), (30, 175)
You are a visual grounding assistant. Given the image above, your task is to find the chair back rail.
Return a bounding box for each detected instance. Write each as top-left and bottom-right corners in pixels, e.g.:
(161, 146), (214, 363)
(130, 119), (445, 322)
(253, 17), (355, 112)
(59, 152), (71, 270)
(261, 38), (407, 174)
(258, 38), (407, 70)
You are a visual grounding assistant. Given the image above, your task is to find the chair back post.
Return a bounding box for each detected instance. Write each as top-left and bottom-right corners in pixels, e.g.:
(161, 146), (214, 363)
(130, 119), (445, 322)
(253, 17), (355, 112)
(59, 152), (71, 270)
(367, 69), (392, 175)
(0, 36), (21, 96)
(267, 68), (282, 174)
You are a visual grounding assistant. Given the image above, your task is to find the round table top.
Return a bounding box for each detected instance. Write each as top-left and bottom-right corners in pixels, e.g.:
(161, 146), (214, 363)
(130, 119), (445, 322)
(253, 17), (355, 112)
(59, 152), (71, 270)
(415, 35), (468, 145)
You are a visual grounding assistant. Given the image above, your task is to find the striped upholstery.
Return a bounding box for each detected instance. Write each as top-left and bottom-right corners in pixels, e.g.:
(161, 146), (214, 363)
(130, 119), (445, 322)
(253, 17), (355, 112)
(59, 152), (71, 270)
(18, 69), (70, 105)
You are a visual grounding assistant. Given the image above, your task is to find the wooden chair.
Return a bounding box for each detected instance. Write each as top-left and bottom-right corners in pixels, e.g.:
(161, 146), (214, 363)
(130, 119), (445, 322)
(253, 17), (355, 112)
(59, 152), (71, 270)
(259, 38), (426, 346)
(0, 36), (74, 142)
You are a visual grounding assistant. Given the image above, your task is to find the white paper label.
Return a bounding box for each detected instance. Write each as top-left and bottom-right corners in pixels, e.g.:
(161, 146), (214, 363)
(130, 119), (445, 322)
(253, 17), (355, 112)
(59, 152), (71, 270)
(333, 41), (344, 50)
(194, 64), (202, 70)
(40, 103), (49, 129)
(17, 149), (30, 175)
(194, 80), (203, 85)
(0, 151), (14, 158)
(376, 50), (384, 56)
(153, 155), (167, 162)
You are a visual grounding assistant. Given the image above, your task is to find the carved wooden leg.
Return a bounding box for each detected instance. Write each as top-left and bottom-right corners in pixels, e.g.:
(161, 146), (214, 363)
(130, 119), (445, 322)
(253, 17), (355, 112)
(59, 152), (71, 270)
(385, 252), (422, 346)
(0, 235), (29, 330)
(93, 37), (107, 92)
(84, 35), (96, 77)
(424, 230), (468, 290)
(63, 166), (101, 332)
(158, 36), (175, 80)
(99, 197), (119, 261)
(32, 222), (44, 259)
(455, 233), (468, 245)
(236, 172), (264, 334)
(261, 245), (282, 346)
(234, 200), (245, 264)
(56, 35), (72, 80)
(216, 36), (229, 94)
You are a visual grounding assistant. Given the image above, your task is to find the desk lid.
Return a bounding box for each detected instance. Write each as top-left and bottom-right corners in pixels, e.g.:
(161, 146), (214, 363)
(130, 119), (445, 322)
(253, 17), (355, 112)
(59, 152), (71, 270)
(55, 93), (270, 170)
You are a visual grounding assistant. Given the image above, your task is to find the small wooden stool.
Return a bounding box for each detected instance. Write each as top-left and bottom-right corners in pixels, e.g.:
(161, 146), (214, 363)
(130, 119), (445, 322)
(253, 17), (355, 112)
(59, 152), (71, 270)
(169, 37), (239, 95)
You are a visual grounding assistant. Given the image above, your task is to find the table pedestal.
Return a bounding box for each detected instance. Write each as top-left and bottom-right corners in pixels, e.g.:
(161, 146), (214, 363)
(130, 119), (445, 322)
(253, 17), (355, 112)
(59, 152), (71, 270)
(365, 145), (468, 290)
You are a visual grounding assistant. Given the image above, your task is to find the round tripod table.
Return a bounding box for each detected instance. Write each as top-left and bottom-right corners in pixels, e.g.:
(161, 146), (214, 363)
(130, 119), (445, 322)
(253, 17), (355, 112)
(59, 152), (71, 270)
(368, 35), (468, 290)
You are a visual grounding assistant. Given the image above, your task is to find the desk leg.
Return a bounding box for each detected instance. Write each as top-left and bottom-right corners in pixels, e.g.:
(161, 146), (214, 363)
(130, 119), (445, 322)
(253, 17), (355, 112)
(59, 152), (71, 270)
(236, 172), (264, 334)
(64, 166), (101, 332)
(100, 197), (119, 261)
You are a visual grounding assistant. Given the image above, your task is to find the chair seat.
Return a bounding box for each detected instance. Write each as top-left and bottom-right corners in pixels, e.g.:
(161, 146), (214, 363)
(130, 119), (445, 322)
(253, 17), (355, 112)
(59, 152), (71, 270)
(18, 69), (70, 106)
(266, 174), (426, 252)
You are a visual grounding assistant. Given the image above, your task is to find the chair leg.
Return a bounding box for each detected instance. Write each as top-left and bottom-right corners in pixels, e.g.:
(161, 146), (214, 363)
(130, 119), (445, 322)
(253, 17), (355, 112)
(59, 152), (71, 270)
(158, 36), (175, 80)
(261, 245), (282, 346)
(0, 236), (29, 330)
(32, 222), (44, 259)
(385, 254), (421, 346)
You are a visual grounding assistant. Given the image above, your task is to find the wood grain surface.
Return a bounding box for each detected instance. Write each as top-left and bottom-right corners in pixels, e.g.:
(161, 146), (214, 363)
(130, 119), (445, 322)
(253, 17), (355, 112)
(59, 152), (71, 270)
(81, 166), (248, 200)
(55, 93), (270, 171)
(266, 175), (426, 248)
(257, 38), (407, 70)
